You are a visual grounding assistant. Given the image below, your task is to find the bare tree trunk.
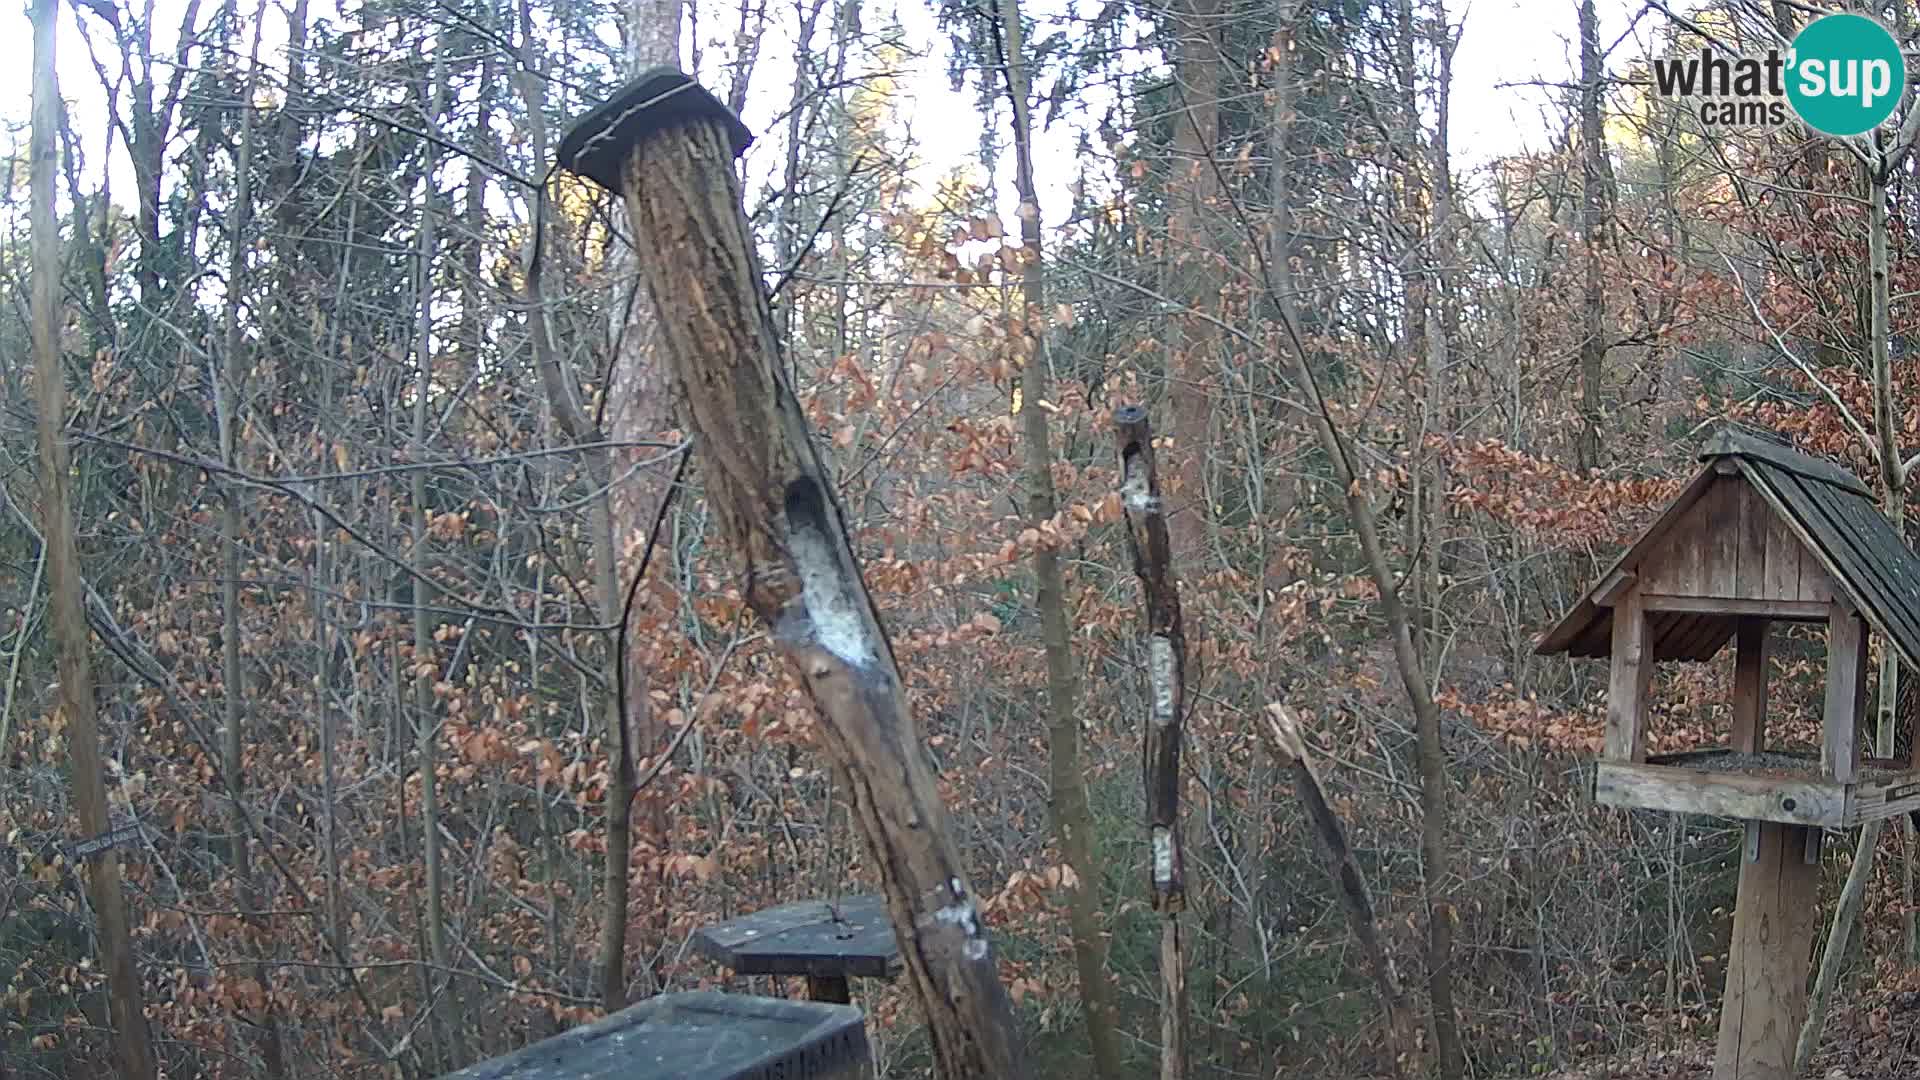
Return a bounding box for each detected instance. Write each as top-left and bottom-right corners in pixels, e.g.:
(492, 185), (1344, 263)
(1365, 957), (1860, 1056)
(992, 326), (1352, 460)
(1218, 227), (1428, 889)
(993, 4), (1123, 1073)
(1115, 408), (1189, 1080)
(566, 78), (1030, 1078)
(1576, 0), (1609, 471)
(411, 52), (463, 1067)
(29, 0), (157, 1072)
(596, 0), (683, 1010)
(215, 11), (285, 1074)
(1165, 0), (1219, 566)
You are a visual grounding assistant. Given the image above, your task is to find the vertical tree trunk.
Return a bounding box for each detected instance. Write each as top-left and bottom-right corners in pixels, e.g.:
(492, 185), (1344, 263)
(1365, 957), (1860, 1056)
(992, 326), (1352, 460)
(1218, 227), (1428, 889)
(1165, 0), (1219, 566)
(993, 4), (1124, 1074)
(29, 0), (157, 1073)
(411, 52), (463, 1066)
(597, 0), (683, 1009)
(1116, 408), (1190, 1080)
(1576, 0), (1609, 471)
(215, 11), (285, 1074)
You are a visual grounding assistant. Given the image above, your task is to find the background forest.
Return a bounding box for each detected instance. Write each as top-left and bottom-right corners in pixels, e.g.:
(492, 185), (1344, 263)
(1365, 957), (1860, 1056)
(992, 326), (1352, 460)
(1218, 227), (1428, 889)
(9, 0), (1920, 1076)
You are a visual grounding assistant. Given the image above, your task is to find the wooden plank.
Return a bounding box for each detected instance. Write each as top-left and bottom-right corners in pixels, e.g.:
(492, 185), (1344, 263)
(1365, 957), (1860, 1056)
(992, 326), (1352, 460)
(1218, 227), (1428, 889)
(1731, 618), (1769, 754)
(1593, 761), (1847, 827)
(1823, 608), (1864, 784)
(1538, 467), (1721, 657)
(1798, 547), (1836, 603)
(1713, 822), (1820, 1080)
(1605, 591), (1653, 762)
(1845, 770), (1920, 824)
(1762, 506), (1803, 602)
(1639, 595), (1829, 619)
(1592, 567), (1636, 607)
(1705, 478), (1741, 597)
(1735, 480), (1771, 598)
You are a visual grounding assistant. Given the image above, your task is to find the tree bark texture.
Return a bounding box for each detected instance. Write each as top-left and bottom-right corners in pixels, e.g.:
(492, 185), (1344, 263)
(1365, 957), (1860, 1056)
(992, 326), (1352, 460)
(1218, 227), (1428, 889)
(1116, 407), (1190, 1080)
(1576, 0), (1609, 472)
(30, 0), (158, 1072)
(607, 113), (1028, 1080)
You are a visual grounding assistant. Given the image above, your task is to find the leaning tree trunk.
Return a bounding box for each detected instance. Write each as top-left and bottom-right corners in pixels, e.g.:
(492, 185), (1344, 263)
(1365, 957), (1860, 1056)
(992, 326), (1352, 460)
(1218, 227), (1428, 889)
(992, 1), (1124, 1073)
(29, 0), (158, 1074)
(559, 73), (1029, 1079)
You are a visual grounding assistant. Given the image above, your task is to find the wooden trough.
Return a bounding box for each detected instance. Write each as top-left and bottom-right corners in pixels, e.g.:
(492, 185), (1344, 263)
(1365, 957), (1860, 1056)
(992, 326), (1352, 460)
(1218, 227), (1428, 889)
(1538, 427), (1920, 1080)
(436, 992), (871, 1080)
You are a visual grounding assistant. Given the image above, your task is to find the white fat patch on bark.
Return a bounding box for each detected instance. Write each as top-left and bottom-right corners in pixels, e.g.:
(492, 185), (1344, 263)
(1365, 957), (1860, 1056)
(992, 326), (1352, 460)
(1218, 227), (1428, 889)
(786, 506), (877, 668)
(1121, 455), (1158, 513)
(1151, 826), (1174, 887)
(1149, 635), (1177, 726)
(934, 895), (988, 960)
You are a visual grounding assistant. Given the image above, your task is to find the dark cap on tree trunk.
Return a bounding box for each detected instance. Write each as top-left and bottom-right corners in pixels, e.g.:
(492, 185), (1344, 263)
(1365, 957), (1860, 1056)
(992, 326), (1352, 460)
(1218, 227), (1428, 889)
(556, 67), (753, 195)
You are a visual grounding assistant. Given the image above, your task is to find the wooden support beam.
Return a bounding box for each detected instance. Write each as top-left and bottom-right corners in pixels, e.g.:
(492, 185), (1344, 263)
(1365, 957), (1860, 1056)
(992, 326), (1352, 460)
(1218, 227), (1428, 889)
(1640, 595), (1830, 619)
(1713, 822), (1819, 1080)
(1824, 608), (1864, 784)
(1606, 590), (1652, 762)
(1593, 567), (1636, 607)
(1732, 618), (1769, 755)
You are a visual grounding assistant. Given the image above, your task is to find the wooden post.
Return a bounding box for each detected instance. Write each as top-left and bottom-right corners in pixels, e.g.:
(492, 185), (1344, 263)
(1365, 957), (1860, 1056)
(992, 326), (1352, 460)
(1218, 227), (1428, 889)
(558, 70), (1027, 1079)
(807, 975), (852, 1004)
(1731, 618), (1768, 755)
(1824, 607), (1864, 784)
(1605, 590), (1652, 761)
(1114, 407), (1189, 1080)
(1714, 821), (1820, 1080)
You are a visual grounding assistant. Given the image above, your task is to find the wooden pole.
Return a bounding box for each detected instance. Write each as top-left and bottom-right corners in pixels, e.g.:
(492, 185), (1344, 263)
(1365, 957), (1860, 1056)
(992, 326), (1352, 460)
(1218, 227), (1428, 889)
(557, 70), (1027, 1080)
(1716, 821), (1819, 1080)
(1114, 407), (1189, 1080)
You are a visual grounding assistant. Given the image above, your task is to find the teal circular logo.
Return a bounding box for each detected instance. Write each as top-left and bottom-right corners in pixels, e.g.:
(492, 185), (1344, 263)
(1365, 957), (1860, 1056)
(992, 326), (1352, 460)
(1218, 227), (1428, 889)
(1787, 14), (1906, 137)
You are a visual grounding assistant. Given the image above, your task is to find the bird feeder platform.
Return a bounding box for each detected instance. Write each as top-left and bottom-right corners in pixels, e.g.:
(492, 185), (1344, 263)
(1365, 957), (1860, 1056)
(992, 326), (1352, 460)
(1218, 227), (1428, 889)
(1538, 427), (1920, 1080)
(435, 991), (871, 1080)
(1598, 748), (1920, 828)
(692, 894), (902, 1004)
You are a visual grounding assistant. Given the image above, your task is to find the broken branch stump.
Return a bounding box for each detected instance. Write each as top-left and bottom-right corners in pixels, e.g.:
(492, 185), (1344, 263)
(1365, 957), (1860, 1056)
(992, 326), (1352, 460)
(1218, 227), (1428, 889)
(558, 69), (1027, 1080)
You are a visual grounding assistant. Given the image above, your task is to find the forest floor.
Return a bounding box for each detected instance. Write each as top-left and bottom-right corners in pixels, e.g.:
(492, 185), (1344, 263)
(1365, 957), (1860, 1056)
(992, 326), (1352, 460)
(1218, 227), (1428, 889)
(1542, 983), (1920, 1078)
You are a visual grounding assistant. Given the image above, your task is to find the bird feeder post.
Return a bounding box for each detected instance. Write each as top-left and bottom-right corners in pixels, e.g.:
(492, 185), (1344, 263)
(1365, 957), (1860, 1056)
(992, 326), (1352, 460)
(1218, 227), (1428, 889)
(556, 70), (1027, 1080)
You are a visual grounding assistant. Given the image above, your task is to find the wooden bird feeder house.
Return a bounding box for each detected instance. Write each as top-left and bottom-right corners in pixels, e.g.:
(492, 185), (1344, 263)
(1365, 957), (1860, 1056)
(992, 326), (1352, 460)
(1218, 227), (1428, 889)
(1538, 427), (1920, 1080)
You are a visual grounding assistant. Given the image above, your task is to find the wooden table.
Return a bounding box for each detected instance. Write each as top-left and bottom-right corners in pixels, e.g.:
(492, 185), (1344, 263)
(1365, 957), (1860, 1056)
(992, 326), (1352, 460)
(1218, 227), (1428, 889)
(692, 894), (902, 1004)
(436, 991), (870, 1080)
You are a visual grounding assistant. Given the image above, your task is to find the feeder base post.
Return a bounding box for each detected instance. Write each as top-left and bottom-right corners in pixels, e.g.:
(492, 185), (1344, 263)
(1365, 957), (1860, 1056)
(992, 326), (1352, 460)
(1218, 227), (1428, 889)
(1714, 821), (1820, 1080)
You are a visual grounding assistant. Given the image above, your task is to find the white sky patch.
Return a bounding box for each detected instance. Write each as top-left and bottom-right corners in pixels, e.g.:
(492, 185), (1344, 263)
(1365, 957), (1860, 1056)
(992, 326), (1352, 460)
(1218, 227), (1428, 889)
(0, 0), (1648, 277)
